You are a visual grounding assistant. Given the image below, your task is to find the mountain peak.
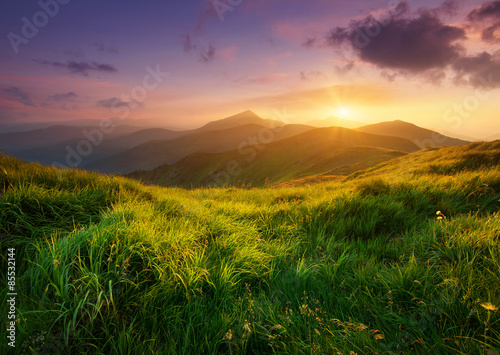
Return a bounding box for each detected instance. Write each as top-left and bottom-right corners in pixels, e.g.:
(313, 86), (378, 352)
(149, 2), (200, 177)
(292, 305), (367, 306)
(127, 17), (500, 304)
(199, 110), (284, 131)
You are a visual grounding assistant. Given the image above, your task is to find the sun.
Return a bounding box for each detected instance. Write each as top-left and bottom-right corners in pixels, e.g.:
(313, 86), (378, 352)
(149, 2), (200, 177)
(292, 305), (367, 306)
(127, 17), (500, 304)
(337, 107), (349, 118)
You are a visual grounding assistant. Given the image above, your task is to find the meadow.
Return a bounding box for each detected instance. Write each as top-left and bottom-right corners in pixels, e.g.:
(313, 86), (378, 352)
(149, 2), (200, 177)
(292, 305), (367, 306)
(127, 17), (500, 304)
(1, 141), (499, 354)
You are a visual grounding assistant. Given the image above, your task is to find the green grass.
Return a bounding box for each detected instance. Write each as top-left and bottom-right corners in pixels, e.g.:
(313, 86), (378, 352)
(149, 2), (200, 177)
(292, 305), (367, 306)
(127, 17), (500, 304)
(1, 141), (500, 354)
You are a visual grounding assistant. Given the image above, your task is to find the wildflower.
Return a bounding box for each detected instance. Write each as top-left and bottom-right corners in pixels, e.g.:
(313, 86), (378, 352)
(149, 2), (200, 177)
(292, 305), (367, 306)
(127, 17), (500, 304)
(53, 260), (59, 269)
(223, 329), (233, 341)
(436, 211), (447, 220)
(481, 302), (498, 311)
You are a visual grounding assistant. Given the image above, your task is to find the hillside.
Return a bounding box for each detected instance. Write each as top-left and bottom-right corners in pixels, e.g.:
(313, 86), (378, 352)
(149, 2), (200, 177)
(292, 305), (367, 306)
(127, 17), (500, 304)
(1, 141), (499, 354)
(0, 124), (142, 152)
(128, 146), (407, 188)
(356, 120), (469, 148)
(127, 126), (419, 187)
(86, 123), (314, 174)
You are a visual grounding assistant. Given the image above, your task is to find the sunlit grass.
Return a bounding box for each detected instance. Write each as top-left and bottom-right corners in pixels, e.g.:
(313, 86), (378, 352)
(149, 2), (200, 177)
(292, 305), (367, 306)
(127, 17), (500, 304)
(1, 142), (499, 354)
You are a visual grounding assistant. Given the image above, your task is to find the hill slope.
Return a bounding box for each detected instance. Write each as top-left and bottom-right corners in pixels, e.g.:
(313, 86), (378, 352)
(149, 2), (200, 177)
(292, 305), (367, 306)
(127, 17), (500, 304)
(127, 126), (419, 187)
(1, 141), (499, 354)
(356, 120), (469, 147)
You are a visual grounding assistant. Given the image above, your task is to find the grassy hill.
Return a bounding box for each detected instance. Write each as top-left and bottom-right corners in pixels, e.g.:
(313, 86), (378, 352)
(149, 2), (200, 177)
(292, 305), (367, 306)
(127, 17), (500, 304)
(1, 141), (499, 354)
(128, 146), (407, 188)
(127, 126), (419, 187)
(356, 120), (469, 148)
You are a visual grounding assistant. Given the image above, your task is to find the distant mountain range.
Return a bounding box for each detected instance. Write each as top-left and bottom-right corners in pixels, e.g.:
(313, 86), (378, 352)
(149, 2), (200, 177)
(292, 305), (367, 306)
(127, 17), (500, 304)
(0, 110), (478, 186)
(85, 123), (314, 174)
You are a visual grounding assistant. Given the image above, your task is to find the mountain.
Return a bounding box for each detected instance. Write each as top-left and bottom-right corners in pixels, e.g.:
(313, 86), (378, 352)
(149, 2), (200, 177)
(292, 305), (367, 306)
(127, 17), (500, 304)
(127, 126), (419, 187)
(86, 123), (315, 174)
(199, 110), (285, 131)
(306, 117), (363, 129)
(356, 120), (469, 148)
(0, 125), (142, 152)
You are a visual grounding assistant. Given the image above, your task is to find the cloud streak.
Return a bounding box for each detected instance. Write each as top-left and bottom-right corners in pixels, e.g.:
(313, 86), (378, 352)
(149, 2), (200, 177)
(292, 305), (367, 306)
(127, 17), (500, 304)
(35, 59), (117, 76)
(96, 97), (144, 109)
(4, 87), (36, 107)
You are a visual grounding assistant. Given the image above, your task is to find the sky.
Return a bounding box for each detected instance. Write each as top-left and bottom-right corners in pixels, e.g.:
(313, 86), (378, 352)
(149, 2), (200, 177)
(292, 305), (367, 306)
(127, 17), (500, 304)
(0, 0), (499, 139)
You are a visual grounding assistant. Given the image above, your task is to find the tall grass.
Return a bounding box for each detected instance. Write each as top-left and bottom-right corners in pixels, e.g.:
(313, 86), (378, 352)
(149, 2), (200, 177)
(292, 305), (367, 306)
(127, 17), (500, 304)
(1, 142), (499, 354)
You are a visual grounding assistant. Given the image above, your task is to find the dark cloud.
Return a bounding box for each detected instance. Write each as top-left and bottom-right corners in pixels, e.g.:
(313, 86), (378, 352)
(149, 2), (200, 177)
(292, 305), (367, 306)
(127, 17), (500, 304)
(432, 0), (460, 16)
(94, 42), (119, 54)
(199, 42), (216, 63)
(4, 87), (36, 107)
(482, 22), (500, 42)
(467, 1), (500, 21)
(96, 97), (144, 109)
(467, 1), (500, 43)
(40, 92), (79, 110)
(35, 59), (117, 76)
(326, 4), (466, 72)
(452, 51), (500, 88)
(47, 92), (78, 102)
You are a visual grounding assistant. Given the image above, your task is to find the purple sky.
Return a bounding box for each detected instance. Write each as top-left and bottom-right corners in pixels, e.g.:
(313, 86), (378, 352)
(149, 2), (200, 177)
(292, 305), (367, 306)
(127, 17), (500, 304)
(0, 0), (499, 139)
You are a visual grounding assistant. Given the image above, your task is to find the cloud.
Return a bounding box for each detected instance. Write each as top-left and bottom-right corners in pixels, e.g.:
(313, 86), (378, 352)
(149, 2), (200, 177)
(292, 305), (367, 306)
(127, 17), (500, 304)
(300, 70), (326, 81)
(96, 97), (144, 109)
(47, 92), (78, 102)
(4, 87), (36, 107)
(452, 51), (500, 88)
(467, 1), (500, 21)
(94, 42), (119, 54)
(35, 59), (117, 76)
(40, 92), (79, 110)
(432, 0), (460, 16)
(467, 1), (500, 42)
(326, 3), (466, 73)
(199, 42), (216, 63)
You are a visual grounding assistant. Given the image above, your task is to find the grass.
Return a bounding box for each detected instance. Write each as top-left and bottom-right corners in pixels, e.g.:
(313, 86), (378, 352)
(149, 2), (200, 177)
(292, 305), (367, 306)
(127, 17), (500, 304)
(1, 141), (499, 354)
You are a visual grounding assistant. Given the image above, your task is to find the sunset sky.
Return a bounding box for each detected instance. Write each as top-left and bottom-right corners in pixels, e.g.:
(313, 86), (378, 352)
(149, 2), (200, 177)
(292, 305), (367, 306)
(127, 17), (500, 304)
(1, 0), (499, 139)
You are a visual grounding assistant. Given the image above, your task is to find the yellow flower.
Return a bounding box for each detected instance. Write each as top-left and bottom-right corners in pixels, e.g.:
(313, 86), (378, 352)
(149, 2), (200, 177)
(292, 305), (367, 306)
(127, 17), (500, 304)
(481, 302), (498, 311)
